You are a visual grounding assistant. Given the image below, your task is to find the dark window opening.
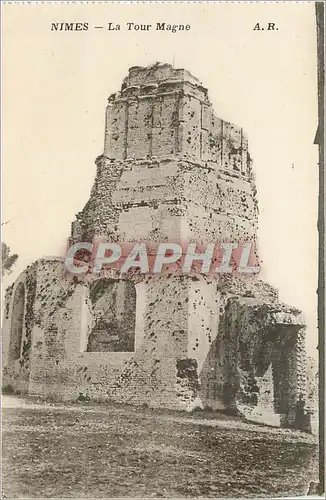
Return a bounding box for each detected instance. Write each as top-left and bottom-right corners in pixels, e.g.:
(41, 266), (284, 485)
(86, 279), (136, 352)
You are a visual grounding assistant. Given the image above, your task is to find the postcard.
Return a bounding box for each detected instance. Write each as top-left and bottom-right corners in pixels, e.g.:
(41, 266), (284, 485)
(1, 1), (323, 498)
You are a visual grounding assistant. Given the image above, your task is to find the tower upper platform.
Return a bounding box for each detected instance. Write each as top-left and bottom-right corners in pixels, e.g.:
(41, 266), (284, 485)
(104, 63), (251, 179)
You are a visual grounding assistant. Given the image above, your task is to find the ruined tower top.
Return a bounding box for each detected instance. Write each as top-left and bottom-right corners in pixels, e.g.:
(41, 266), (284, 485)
(120, 62), (206, 93)
(71, 63), (257, 244)
(104, 62), (252, 176)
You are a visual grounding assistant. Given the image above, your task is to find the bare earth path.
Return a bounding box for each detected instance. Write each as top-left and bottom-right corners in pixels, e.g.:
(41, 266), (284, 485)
(2, 396), (318, 498)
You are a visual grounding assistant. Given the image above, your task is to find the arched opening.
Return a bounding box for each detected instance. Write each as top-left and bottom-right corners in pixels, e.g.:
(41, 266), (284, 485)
(9, 283), (25, 362)
(86, 278), (136, 352)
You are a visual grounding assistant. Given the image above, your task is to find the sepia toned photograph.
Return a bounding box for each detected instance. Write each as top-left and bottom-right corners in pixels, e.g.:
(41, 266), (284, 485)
(1, 1), (323, 498)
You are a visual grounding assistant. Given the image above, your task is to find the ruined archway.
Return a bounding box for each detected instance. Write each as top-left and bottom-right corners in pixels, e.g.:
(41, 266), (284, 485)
(86, 278), (136, 352)
(8, 283), (25, 362)
(220, 297), (307, 428)
(238, 323), (305, 414)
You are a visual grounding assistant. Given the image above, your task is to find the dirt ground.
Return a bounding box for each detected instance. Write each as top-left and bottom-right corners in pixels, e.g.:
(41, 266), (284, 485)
(2, 396), (318, 498)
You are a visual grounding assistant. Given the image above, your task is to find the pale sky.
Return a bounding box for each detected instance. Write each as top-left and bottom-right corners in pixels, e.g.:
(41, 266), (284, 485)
(2, 2), (319, 356)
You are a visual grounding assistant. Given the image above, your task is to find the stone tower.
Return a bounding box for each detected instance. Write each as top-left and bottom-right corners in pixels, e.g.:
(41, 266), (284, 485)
(70, 63), (258, 248)
(3, 63), (311, 431)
